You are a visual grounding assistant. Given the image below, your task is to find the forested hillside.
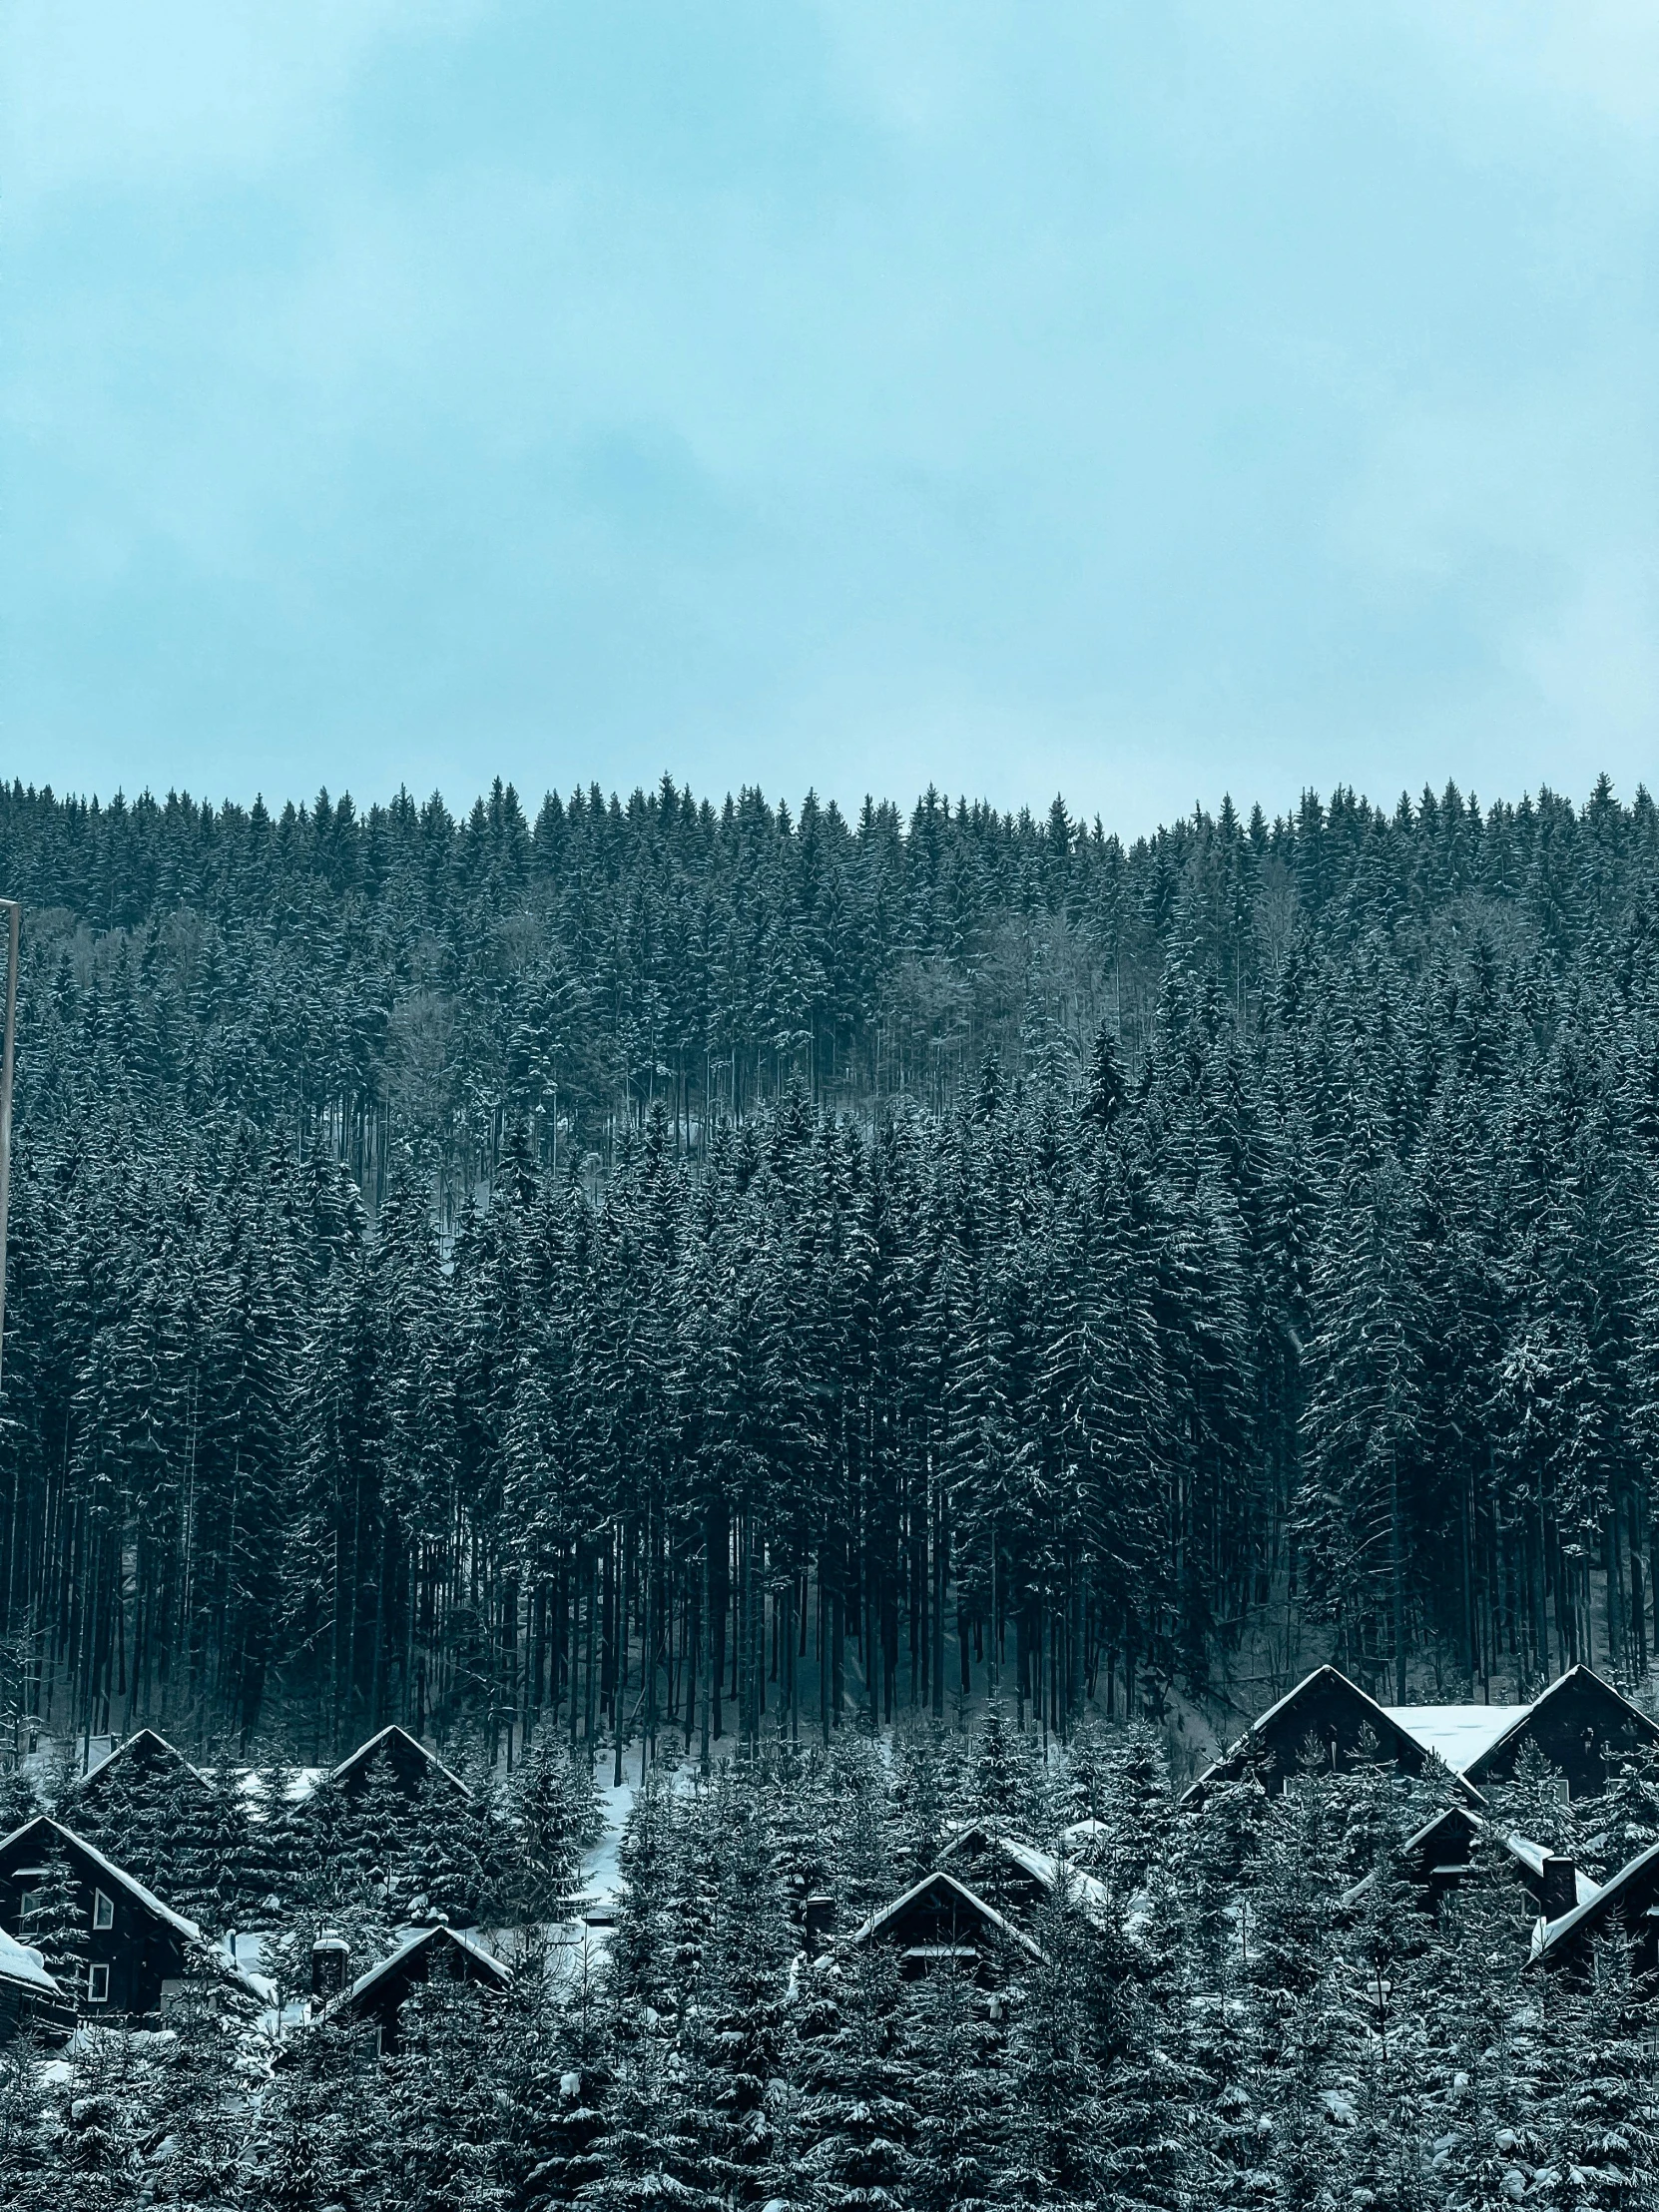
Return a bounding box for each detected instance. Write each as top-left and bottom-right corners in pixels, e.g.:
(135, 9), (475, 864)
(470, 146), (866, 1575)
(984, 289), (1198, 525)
(0, 771), (1656, 1764)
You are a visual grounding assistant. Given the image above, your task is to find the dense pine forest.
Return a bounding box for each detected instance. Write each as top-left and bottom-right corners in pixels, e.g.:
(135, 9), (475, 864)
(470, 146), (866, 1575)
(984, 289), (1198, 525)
(0, 772), (1657, 1769)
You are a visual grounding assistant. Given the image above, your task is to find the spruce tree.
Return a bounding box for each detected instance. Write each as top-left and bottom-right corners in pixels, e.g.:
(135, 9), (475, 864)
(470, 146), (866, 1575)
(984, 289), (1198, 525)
(23, 1838), (89, 2012)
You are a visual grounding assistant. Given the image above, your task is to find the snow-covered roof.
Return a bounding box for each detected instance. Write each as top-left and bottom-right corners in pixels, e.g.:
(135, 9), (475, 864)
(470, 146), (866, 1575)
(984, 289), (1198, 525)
(939, 1832), (1114, 1929)
(68, 1727), (208, 1797)
(1502, 1831), (1601, 1909)
(1341, 1804), (1601, 1911)
(333, 1923), (510, 2014)
(328, 1726), (472, 1801)
(0, 1815), (202, 1941)
(1058, 1818), (1109, 1848)
(1531, 1837), (1659, 1964)
(1382, 1705), (1530, 1776)
(0, 1926), (63, 2000)
(849, 1870), (1046, 1964)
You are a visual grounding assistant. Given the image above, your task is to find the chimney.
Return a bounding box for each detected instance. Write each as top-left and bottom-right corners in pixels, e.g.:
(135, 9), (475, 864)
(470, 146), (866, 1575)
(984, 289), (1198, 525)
(1539, 1856), (1576, 1923)
(310, 1934), (350, 2005)
(805, 1895), (834, 1956)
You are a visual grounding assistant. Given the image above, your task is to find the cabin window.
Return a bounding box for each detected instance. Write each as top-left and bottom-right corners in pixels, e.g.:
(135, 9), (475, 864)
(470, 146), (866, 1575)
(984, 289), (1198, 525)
(93, 1889), (115, 1931)
(88, 1963), (110, 2004)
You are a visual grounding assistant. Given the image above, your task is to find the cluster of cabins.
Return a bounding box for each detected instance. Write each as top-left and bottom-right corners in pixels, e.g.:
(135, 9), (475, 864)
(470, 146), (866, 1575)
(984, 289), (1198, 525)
(834, 1663), (1659, 1989)
(0, 1723), (506, 2053)
(4, 1664), (1659, 2054)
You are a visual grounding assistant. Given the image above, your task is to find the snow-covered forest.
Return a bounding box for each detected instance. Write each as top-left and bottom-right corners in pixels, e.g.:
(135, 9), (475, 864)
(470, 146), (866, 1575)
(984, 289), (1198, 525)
(1, 773), (1657, 1758)
(4, 1711), (1659, 2207)
(3, 772), (1659, 2205)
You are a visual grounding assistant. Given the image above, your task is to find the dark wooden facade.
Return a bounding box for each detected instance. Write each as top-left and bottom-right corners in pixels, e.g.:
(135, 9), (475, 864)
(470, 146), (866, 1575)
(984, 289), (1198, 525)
(329, 1726), (472, 1805)
(1461, 1667), (1659, 1801)
(849, 1870), (1045, 1981)
(0, 1815), (201, 2021)
(1184, 1667), (1433, 1806)
(329, 1924), (511, 2052)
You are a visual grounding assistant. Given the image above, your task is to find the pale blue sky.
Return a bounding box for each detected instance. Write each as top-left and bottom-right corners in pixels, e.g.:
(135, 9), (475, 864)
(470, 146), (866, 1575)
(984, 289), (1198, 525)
(2, 3), (1655, 830)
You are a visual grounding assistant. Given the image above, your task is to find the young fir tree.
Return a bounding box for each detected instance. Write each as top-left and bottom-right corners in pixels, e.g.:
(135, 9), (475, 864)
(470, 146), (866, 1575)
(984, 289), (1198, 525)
(1417, 1826), (1541, 2210)
(889, 1718), (952, 1886)
(339, 1749), (416, 1923)
(661, 1779), (723, 2029)
(372, 1978), (514, 2212)
(900, 1954), (1007, 2212)
(823, 1733), (895, 1924)
(147, 1953), (258, 2209)
(1531, 1935), (1656, 2210)
(1175, 1774), (1272, 2209)
(400, 1768), (489, 1929)
(511, 1734), (592, 1922)
(22, 1837), (90, 2011)
(181, 1746), (261, 1936)
(997, 1893), (1111, 2212)
(1580, 1746), (1659, 1884)
(54, 2030), (144, 2212)
(247, 2017), (382, 2212)
(0, 1762), (37, 1836)
(607, 1775), (678, 2020)
(578, 2018), (713, 2212)
(73, 1752), (177, 1899)
(1485, 1739), (1580, 1864)
(0, 2029), (51, 2212)
(698, 1789), (794, 2208)
(795, 1937), (915, 2212)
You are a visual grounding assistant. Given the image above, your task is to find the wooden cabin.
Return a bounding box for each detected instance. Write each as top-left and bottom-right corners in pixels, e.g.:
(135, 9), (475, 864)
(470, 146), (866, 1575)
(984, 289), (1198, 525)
(1191, 1664), (1659, 1816)
(1532, 1839), (1659, 1986)
(1183, 1667), (1434, 1807)
(0, 1814), (230, 2021)
(328, 1726), (472, 1806)
(68, 1728), (210, 1813)
(935, 1825), (1112, 1932)
(1343, 1803), (1597, 1921)
(0, 1926), (69, 2044)
(323, 1923), (511, 2053)
(1454, 1668), (1659, 1801)
(846, 1870), (1045, 1981)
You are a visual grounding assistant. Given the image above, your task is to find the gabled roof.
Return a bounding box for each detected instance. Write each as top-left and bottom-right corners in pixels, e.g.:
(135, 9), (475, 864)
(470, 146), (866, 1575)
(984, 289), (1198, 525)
(1531, 1838), (1659, 1965)
(0, 1926), (62, 2001)
(0, 1815), (202, 1941)
(1381, 1705), (1530, 1776)
(935, 1827), (1113, 1929)
(1182, 1666), (1430, 1805)
(328, 1726), (472, 1801)
(1341, 1803), (1601, 1910)
(69, 1727), (209, 1800)
(331, 1923), (511, 2016)
(1456, 1666), (1659, 1781)
(849, 1870), (1046, 1964)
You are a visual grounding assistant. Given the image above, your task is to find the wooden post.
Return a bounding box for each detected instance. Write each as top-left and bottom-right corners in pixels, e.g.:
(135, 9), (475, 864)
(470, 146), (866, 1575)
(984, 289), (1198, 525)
(0, 900), (18, 1395)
